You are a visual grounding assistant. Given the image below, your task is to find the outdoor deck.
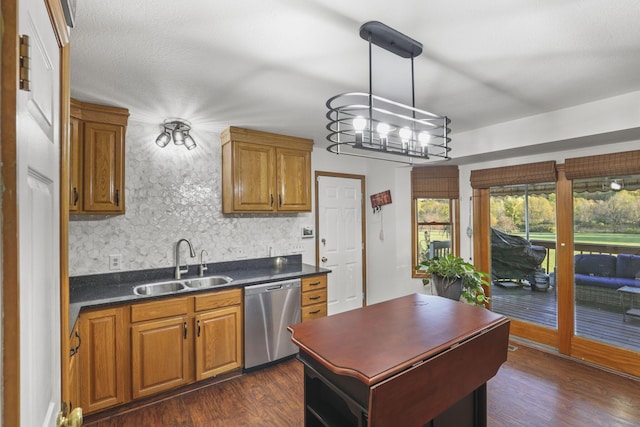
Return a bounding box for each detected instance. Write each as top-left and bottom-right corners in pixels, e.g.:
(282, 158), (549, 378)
(491, 283), (640, 352)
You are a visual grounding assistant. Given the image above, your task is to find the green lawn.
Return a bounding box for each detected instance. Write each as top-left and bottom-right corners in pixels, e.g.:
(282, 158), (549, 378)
(516, 232), (640, 246)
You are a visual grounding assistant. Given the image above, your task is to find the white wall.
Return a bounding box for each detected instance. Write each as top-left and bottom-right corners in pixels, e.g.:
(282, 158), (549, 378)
(364, 163), (427, 304)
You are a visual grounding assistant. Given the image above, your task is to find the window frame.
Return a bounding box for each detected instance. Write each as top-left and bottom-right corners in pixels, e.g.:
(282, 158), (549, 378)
(411, 166), (461, 279)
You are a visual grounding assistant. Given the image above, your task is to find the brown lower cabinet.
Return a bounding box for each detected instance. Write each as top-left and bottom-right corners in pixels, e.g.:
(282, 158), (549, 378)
(131, 315), (191, 399)
(79, 306), (128, 414)
(75, 288), (243, 415)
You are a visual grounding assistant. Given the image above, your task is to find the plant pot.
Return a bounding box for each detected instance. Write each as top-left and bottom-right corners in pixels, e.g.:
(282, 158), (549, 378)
(432, 275), (463, 301)
(530, 271), (550, 292)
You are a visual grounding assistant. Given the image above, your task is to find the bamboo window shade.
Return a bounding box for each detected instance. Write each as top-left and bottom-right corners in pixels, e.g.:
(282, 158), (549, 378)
(411, 166), (459, 199)
(565, 150), (640, 180)
(470, 161), (557, 189)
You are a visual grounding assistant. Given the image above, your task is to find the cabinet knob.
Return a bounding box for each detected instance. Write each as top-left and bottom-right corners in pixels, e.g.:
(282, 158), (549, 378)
(72, 187), (79, 206)
(321, 257), (327, 263)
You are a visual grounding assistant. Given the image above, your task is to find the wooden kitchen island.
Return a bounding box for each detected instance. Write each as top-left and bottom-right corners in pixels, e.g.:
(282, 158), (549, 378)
(288, 294), (510, 427)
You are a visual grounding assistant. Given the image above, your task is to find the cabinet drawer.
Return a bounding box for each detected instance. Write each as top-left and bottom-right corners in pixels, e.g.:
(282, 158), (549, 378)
(302, 289), (327, 307)
(194, 288), (242, 312)
(302, 303), (327, 322)
(131, 297), (190, 323)
(302, 275), (327, 292)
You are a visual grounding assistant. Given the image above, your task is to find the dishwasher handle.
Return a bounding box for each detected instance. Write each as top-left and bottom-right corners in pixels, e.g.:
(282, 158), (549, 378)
(244, 279), (301, 296)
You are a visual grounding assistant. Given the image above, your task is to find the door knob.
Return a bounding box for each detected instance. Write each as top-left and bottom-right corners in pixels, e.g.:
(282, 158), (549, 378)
(321, 257), (327, 262)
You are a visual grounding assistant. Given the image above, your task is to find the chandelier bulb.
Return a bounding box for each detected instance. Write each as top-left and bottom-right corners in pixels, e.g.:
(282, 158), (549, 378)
(353, 116), (367, 131)
(376, 122), (390, 136)
(399, 127), (412, 141)
(418, 131), (431, 146)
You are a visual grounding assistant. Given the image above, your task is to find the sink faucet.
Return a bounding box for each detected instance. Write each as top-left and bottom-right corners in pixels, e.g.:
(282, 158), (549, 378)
(175, 238), (196, 279)
(199, 249), (208, 277)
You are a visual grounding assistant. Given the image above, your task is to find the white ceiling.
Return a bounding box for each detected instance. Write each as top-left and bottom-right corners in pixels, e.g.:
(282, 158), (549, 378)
(69, 0), (640, 158)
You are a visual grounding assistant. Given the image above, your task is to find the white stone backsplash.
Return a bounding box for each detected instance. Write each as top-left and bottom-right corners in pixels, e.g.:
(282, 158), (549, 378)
(69, 121), (312, 276)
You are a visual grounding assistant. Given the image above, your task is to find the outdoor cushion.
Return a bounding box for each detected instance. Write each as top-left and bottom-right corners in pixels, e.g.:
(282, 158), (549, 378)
(615, 254), (640, 279)
(575, 274), (640, 290)
(574, 254), (616, 277)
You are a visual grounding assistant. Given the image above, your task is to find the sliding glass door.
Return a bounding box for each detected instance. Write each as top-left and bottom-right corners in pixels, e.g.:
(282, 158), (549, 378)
(572, 174), (640, 352)
(472, 154), (640, 377)
(489, 183), (557, 329)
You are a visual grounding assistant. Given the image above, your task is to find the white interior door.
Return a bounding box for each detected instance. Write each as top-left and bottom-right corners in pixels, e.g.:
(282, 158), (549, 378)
(18, 0), (61, 425)
(318, 176), (364, 315)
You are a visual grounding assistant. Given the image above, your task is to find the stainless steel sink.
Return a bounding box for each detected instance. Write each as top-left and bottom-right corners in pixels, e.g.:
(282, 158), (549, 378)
(133, 281), (187, 296)
(183, 275), (233, 289)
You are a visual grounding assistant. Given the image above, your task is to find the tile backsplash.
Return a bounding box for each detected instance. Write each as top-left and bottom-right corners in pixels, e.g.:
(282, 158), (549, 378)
(68, 121), (312, 276)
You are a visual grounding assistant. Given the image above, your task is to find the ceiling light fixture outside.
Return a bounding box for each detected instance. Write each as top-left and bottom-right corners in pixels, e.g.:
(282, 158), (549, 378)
(609, 179), (623, 191)
(155, 119), (197, 150)
(326, 21), (451, 164)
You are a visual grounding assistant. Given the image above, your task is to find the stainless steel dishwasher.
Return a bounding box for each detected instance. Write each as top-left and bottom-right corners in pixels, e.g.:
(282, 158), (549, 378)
(244, 278), (301, 370)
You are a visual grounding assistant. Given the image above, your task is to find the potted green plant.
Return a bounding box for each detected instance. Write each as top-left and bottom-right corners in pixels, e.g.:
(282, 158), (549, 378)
(416, 253), (490, 306)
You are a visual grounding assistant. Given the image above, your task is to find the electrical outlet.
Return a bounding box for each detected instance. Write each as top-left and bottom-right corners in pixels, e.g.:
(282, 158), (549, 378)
(109, 254), (122, 270)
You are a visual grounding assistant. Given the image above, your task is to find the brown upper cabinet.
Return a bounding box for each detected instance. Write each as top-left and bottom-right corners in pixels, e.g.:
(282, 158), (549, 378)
(70, 98), (129, 214)
(221, 127), (313, 213)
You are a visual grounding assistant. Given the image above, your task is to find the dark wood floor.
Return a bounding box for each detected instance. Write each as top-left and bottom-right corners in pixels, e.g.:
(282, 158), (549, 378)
(86, 344), (640, 427)
(491, 284), (640, 352)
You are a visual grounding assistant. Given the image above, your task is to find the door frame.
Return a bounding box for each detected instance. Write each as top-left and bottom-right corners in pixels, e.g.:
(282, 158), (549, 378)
(314, 171), (367, 307)
(1, 1), (70, 424)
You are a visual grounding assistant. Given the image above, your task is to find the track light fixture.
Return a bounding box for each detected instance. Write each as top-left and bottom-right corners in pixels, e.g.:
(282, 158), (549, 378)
(155, 119), (197, 150)
(326, 21), (451, 164)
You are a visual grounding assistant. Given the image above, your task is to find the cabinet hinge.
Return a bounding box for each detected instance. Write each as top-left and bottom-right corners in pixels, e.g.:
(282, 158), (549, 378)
(19, 35), (31, 91)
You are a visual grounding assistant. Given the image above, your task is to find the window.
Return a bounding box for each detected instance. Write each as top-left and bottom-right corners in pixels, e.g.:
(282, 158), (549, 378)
(416, 198), (455, 261)
(411, 166), (459, 277)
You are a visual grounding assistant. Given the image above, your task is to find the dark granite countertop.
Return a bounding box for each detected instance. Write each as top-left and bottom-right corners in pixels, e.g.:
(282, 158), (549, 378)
(69, 255), (330, 333)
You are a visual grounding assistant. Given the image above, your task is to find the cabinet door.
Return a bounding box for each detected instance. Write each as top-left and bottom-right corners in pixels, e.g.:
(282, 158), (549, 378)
(79, 307), (126, 414)
(131, 316), (190, 399)
(82, 121), (124, 213)
(195, 305), (242, 380)
(230, 141), (276, 211)
(69, 117), (82, 212)
(277, 147), (311, 211)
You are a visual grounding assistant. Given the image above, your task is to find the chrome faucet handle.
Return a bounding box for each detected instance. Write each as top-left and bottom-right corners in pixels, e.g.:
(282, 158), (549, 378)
(199, 249), (208, 277)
